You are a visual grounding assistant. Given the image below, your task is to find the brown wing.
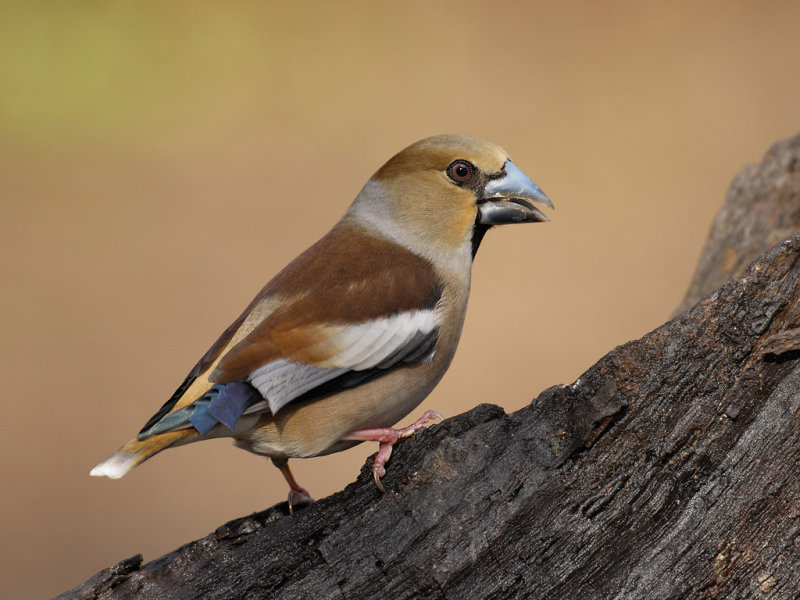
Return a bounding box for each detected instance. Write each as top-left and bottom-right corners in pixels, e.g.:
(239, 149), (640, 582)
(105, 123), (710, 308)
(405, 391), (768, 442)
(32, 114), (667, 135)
(212, 220), (442, 382)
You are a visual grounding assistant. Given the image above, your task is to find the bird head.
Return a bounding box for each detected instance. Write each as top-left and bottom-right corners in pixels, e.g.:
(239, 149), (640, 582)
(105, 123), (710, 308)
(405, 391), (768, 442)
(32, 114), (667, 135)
(347, 134), (552, 263)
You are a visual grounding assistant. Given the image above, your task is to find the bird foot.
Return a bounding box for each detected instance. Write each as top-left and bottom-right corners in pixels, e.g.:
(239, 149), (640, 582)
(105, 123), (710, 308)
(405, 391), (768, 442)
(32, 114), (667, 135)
(286, 487), (316, 515)
(271, 457), (315, 514)
(344, 410), (444, 493)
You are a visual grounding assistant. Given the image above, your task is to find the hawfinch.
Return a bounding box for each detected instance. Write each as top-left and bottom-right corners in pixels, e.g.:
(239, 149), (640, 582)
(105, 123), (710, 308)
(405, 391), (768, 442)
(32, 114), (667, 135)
(91, 134), (552, 509)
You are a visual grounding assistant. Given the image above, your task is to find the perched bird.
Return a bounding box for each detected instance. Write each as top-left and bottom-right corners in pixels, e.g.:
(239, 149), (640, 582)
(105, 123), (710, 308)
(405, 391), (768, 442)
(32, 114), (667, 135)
(91, 134), (552, 509)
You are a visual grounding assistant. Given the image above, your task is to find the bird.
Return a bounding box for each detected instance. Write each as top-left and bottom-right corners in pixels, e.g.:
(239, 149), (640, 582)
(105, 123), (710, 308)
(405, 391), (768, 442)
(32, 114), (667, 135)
(90, 134), (552, 510)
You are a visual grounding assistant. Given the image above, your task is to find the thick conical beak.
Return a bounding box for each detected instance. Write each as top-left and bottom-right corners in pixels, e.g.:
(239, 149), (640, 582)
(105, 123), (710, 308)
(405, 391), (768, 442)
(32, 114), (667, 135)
(478, 160), (553, 225)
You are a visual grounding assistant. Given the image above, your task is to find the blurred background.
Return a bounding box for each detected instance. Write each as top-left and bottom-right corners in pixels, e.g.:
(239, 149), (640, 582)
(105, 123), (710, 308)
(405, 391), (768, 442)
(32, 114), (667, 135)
(2, 1), (799, 597)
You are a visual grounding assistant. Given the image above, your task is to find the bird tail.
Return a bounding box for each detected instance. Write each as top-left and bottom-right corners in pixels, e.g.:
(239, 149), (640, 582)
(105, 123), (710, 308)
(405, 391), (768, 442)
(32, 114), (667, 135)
(90, 429), (197, 479)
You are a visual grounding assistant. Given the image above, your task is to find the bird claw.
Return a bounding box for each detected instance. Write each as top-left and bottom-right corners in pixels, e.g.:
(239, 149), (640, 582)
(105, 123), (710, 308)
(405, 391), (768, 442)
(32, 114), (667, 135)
(425, 410), (445, 426)
(372, 465), (387, 493)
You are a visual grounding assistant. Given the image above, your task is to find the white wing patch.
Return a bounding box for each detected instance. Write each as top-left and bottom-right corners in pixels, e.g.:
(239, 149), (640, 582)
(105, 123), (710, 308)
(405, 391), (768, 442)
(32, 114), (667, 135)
(248, 360), (347, 415)
(318, 310), (437, 369)
(247, 309), (438, 415)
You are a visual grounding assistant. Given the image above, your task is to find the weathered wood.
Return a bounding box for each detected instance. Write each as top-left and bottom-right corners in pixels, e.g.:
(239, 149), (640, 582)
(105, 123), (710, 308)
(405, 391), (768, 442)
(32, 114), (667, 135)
(678, 133), (800, 313)
(59, 134), (800, 600)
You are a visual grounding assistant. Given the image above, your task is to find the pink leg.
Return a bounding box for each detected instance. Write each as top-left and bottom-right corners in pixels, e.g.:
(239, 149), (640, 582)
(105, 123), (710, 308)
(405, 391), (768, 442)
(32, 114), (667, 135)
(271, 457), (315, 514)
(343, 410), (444, 493)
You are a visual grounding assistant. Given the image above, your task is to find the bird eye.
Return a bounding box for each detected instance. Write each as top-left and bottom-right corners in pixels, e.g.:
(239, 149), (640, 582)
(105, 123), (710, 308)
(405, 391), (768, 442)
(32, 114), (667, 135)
(446, 160), (474, 183)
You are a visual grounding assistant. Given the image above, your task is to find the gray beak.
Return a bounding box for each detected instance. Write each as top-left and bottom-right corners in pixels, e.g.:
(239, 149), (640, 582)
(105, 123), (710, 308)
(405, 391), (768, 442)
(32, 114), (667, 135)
(478, 160), (553, 225)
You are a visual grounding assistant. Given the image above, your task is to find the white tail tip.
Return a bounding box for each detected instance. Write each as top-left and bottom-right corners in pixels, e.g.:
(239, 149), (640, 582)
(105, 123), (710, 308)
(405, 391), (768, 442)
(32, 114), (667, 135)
(90, 453), (137, 479)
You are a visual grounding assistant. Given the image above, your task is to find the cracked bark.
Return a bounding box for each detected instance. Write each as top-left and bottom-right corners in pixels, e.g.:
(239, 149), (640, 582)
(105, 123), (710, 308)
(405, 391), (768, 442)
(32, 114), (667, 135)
(59, 133), (800, 600)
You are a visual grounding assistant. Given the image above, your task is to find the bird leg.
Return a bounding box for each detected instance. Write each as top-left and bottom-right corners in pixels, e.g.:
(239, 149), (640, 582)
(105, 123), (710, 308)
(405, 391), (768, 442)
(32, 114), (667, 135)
(270, 457), (315, 514)
(343, 410), (444, 493)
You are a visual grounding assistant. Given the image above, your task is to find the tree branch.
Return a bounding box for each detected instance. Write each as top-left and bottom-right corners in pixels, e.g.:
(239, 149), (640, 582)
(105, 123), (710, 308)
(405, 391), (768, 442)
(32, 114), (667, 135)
(59, 133), (800, 600)
(678, 133), (800, 313)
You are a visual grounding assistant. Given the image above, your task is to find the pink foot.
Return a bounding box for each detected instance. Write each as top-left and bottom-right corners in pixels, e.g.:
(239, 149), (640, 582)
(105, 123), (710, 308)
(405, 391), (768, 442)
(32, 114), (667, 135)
(343, 410), (444, 493)
(271, 457), (315, 514)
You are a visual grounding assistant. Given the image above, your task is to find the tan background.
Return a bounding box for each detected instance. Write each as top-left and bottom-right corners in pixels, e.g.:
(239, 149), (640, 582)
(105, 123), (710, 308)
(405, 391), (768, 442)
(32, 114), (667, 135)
(2, 2), (800, 598)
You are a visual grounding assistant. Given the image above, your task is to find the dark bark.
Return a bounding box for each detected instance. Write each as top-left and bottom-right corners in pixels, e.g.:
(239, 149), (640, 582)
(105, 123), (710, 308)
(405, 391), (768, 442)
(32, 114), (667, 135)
(59, 134), (800, 600)
(677, 133), (800, 313)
